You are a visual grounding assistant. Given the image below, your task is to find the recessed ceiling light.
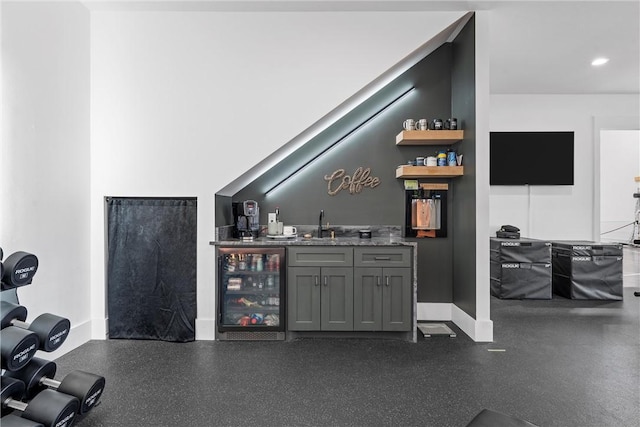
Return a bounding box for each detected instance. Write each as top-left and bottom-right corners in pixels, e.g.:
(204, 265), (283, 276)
(591, 57), (609, 66)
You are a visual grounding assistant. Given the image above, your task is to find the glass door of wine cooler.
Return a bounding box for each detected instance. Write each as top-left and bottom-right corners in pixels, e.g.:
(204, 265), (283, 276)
(217, 247), (285, 340)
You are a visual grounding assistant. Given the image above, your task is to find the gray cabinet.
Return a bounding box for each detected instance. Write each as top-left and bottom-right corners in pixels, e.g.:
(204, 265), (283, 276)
(354, 248), (412, 332)
(287, 246), (412, 333)
(287, 266), (353, 331)
(287, 247), (354, 331)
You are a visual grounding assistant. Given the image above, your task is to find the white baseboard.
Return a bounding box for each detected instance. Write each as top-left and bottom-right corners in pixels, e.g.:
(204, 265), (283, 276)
(451, 304), (493, 342)
(91, 317), (108, 339)
(195, 318), (216, 340)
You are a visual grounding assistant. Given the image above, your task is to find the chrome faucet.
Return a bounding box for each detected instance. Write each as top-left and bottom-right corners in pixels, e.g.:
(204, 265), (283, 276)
(318, 210), (324, 238)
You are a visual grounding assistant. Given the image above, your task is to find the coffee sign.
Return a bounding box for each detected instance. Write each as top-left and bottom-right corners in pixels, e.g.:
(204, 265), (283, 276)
(324, 167), (381, 196)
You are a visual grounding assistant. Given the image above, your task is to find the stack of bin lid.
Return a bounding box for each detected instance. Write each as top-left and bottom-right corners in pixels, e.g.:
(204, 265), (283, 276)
(490, 237), (552, 299)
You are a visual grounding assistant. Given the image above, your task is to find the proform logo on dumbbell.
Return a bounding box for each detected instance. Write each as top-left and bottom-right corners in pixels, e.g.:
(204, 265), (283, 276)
(13, 343), (37, 364)
(50, 328), (69, 347)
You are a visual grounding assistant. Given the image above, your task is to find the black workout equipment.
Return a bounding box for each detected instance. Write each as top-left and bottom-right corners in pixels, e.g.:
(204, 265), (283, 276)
(0, 246), (4, 280)
(0, 302), (70, 352)
(1, 252), (38, 290)
(1, 414), (45, 427)
(466, 408), (538, 427)
(1, 377), (78, 427)
(0, 413), (44, 426)
(0, 327), (40, 371)
(4, 357), (105, 415)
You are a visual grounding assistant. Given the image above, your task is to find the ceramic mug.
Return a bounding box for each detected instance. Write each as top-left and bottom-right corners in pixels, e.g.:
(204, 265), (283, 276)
(402, 119), (416, 131)
(267, 222), (279, 235)
(283, 225), (297, 236)
(416, 119), (428, 131)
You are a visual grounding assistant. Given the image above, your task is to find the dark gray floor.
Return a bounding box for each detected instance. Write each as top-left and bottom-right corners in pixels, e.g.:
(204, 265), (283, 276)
(52, 252), (639, 427)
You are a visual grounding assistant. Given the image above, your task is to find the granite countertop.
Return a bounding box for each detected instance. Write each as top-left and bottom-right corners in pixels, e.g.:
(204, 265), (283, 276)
(212, 225), (415, 247)
(210, 236), (415, 247)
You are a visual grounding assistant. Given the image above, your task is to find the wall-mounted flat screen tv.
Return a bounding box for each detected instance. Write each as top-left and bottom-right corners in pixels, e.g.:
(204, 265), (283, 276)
(490, 131), (574, 185)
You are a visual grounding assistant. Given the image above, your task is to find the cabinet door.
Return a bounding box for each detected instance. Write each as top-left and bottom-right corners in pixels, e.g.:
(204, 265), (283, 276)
(382, 268), (412, 331)
(353, 267), (382, 331)
(320, 267), (354, 331)
(287, 267), (321, 331)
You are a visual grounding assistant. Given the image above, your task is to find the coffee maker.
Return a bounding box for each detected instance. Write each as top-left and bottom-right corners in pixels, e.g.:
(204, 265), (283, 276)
(405, 184), (447, 238)
(232, 200), (260, 239)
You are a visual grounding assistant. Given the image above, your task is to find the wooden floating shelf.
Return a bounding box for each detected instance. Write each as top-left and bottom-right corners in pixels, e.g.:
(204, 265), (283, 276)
(396, 130), (464, 145)
(396, 165), (464, 179)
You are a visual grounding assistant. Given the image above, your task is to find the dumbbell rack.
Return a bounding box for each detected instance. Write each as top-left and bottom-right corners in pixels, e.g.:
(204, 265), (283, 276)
(1, 247), (106, 426)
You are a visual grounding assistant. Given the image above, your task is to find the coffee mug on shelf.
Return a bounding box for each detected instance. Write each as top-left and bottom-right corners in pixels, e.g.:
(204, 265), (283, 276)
(445, 118), (458, 130)
(402, 119), (416, 131)
(430, 118), (444, 130)
(416, 119), (428, 131)
(283, 225), (297, 236)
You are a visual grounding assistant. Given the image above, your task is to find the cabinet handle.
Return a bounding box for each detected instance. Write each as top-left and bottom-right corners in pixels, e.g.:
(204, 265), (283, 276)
(385, 276), (390, 286)
(323, 276), (328, 286)
(374, 256), (391, 260)
(376, 276), (381, 286)
(314, 275), (319, 286)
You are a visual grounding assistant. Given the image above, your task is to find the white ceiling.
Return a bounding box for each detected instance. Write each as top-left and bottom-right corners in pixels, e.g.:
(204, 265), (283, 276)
(82, 0), (640, 94)
(488, 1), (639, 94)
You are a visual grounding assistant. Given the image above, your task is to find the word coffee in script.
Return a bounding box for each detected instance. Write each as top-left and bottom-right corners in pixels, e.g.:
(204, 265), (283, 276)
(324, 167), (381, 196)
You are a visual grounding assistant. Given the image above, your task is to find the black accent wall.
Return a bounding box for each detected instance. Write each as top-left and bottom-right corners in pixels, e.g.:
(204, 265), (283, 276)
(217, 17), (477, 307)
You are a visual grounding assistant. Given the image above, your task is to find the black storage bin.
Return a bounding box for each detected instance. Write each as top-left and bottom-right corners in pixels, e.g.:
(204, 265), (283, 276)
(490, 238), (552, 299)
(491, 262), (552, 299)
(551, 241), (623, 300)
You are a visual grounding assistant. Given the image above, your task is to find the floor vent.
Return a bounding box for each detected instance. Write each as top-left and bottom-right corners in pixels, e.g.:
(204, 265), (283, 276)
(221, 331), (284, 341)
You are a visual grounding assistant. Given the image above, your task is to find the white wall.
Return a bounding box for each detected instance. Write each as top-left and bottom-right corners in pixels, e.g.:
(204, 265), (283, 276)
(90, 10), (467, 339)
(490, 95), (640, 241)
(599, 130), (640, 243)
(1, 2), (91, 357)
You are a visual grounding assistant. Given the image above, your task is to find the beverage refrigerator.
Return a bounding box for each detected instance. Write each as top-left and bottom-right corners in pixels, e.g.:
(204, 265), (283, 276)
(216, 247), (286, 340)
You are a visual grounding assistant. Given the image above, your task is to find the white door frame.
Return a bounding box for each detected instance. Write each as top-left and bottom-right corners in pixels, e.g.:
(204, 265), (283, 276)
(592, 116), (640, 242)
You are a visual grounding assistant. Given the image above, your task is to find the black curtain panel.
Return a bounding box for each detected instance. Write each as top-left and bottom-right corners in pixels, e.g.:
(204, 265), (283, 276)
(106, 197), (197, 342)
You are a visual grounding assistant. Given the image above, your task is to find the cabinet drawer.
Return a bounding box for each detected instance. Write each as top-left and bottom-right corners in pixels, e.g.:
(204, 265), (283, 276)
(287, 247), (353, 267)
(354, 247), (412, 268)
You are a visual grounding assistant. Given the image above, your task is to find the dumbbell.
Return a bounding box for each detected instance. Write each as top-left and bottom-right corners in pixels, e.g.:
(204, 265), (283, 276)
(4, 357), (105, 415)
(1, 302), (70, 353)
(1, 251), (38, 290)
(1, 376), (78, 427)
(1, 413), (44, 427)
